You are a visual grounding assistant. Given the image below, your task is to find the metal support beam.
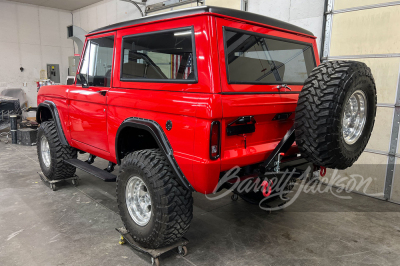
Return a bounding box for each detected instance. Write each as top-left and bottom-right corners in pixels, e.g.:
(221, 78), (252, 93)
(321, 0), (334, 61)
(145, 0), (203, 15)
(241, 0), (248, 11)
(259, 126), (296, 170)
(120, 0), (147, 17)
(384, 64), (400, 199)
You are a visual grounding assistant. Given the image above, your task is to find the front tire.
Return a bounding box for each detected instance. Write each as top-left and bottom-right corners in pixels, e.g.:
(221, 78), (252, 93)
(117, 149), (193, 249)
(37, 121), (77, 180)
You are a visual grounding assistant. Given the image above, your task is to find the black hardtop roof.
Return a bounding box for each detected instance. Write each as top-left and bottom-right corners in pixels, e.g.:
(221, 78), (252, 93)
(89, 6), (313, 36)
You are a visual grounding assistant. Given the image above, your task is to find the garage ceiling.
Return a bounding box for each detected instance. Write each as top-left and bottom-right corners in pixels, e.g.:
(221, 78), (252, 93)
(8, 0), (104, 11)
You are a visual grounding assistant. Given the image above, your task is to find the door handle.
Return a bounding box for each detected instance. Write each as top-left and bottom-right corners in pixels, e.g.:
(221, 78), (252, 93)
(97, 90), (107, 96)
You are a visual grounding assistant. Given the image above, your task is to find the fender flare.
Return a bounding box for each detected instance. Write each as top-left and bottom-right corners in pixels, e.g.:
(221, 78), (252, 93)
(36, 101), (69, 146)
(115, 117), (194, 191)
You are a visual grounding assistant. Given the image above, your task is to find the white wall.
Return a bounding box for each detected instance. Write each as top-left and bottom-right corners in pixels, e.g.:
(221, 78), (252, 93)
(0, 0), (323, 110)
(73, 0), (152, 34)
(0, 0), (74, 109)
(72, 0), (202, 39)
(73, 0), (324, 52)
(248, 0), (325, 52)
(72, 0), (206, 53)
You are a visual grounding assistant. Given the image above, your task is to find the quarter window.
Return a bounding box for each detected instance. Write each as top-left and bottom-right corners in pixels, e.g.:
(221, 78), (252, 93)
(77, 36), (115, 87)
(121, 28), (196, 82)
(224, 29), (316, 84)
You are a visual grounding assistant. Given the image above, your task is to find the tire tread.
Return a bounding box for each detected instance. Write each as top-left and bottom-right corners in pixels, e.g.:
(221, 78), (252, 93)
(117, 149), (193, 248)
(37, 121), (77, 179)
(295, 60), (377, 169)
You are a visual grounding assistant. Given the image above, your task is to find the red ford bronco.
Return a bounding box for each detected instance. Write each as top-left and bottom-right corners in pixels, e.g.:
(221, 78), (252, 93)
(36, 6), (376, 249)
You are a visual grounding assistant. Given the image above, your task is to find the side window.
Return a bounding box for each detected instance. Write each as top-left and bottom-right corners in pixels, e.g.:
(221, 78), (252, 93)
(121, 28), (196, 82)
(77, 36), (115, 87)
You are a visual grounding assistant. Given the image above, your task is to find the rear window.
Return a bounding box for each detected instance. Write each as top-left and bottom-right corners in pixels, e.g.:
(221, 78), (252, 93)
(224, 28), (316, 85)
(121, 28), (196, 83)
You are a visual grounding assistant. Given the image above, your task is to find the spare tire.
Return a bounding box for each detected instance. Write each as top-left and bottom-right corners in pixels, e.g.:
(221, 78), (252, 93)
(295, 61), (377, 169)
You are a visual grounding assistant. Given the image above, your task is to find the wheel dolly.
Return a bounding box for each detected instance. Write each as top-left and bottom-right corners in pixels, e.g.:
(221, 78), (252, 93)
(38, 171), (79, 191)
(116, 227), (189, 266)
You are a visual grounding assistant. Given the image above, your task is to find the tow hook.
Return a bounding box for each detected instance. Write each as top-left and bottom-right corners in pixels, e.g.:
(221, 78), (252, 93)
(313, 165), (327, 177)
(261, 180), (273, 197)
(320, 167), (326, 177)
(274, 152), (285, 173)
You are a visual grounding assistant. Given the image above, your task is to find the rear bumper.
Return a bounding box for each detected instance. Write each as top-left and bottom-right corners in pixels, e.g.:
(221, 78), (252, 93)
(221, 141), (299, 171)
(191, 142), (299, 194)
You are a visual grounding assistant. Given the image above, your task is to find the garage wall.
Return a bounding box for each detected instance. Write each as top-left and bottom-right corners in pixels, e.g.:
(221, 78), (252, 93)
(72, 0), (197, 35)
(0, 0), (326, 113)
(323, 0), (400, 201)
(0, 0), (74, 109)
(72, 0), (141, 35)
(72, 0), (241, 52)
(73, 0), (324, 52)
(248, 0), (325, 52)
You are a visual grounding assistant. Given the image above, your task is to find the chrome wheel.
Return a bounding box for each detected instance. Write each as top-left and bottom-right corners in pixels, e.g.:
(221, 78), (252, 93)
(342, 90), (367, 145)
(41, 136), (51, 168)
(126, 176), (152, 226)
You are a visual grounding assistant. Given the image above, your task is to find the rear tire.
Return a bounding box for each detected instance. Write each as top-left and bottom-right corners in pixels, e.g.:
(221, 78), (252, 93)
(295, 61), (377, 169)
(117, 149), (193, 249)
(37, 121), (77, 180)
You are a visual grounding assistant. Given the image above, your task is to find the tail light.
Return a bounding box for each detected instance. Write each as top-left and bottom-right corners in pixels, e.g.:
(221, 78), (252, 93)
(210, 121), (221, 160)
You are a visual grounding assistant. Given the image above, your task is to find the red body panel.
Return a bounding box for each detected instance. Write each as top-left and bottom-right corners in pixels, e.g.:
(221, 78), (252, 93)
(37, 12), (319, 194)
(68, 89), (109, 152)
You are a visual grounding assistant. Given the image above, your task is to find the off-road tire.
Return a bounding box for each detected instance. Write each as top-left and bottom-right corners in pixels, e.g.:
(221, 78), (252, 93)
(295, 61), (377, 169)
(37, 121), (77, 180)
(117, 149), (193, 249)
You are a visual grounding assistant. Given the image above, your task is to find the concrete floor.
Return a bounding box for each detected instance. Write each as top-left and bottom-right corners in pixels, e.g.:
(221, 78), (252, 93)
(1, 140), (400, 266)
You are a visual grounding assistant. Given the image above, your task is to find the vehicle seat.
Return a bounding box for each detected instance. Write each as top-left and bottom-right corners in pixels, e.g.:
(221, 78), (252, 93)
(122, 61), (165, 79)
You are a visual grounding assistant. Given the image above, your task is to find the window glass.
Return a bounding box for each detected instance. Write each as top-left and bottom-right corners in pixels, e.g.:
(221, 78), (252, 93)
(121, 29), (196, 82)
(225, 29), (316, 84)
(77, 36), (114, 87)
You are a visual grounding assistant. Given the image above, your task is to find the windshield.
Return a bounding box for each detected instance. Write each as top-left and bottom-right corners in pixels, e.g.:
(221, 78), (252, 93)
(225, 29), (316, 85)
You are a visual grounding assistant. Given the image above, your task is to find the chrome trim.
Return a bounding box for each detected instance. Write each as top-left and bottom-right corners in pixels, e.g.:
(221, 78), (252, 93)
(41, 136), (51, 168)
(342, 90), (367, 145)
(126, 176), (152, 226)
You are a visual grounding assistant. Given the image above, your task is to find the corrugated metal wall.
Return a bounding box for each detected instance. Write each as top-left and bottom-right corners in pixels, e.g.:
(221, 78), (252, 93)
(323, 0), (400, 202)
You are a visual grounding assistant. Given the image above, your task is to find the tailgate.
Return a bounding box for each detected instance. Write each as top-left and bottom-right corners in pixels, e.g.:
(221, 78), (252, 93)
(220, 92), (300, 170)
(217, 22), (318, 170)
